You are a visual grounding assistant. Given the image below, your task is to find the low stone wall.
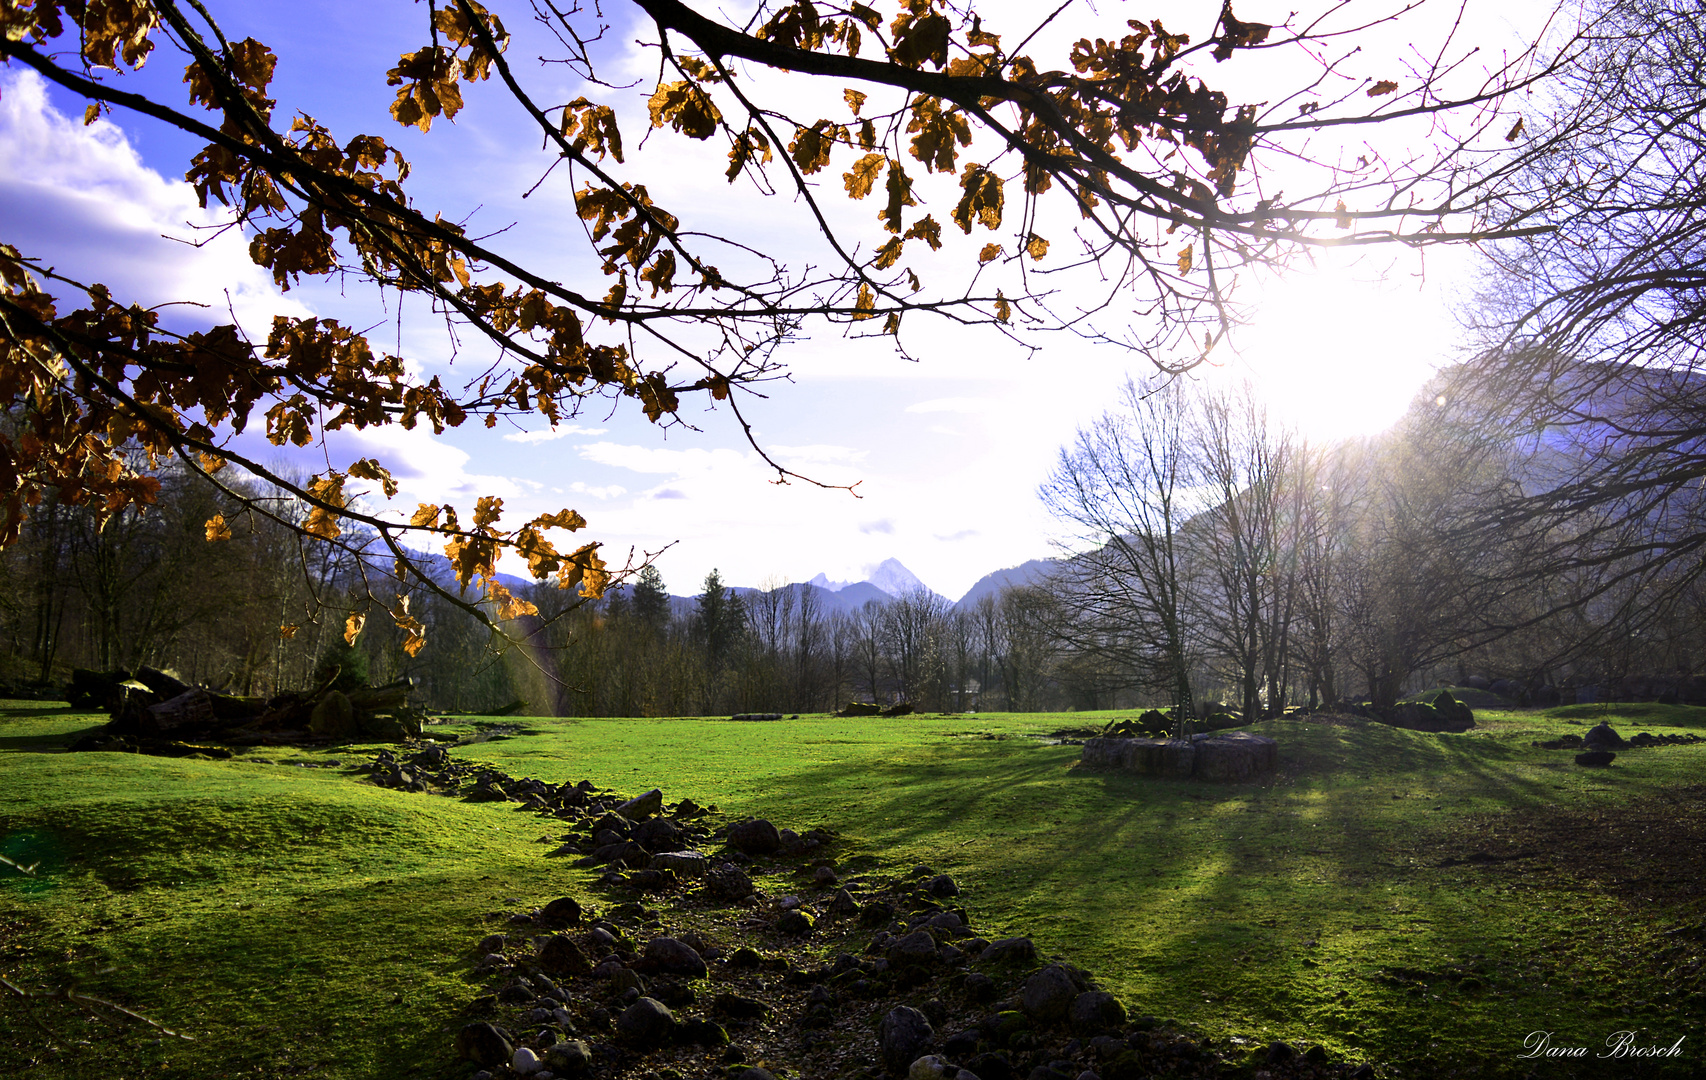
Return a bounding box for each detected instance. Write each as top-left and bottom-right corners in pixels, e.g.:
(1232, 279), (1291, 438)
(1080, 731), (1278, 781)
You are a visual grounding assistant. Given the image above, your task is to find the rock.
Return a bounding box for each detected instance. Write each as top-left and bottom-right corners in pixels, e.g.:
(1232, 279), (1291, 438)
(706, 863), (755, 900)
(543, 1040), (591, 1073)
(616, 996), (675, 1046)
(1576, 750), (1616, 767)
(475, 932), (507, 955)
(967, 1051), (1017, 1080)
(615, 787), (664, 820)
(812, 864), (840, 887)
(644, 937), (709, 978)
(680, 1017), (730, 1045)
(511, 1046), (542, 1076)
(776, 909), (816, 935)
(649, 850), (708, 876)
(540, 896), (583, 925)
(734, 1070), (778, 1080)
(727, 946), (764, 969)
(926, 910), (963, 931)
(609, 967), (646, 996)
(537, 934), (593, 976)
(1021, 965), (1080, 1024)
(887, 930), (940, 968)
(455, 1022), (513, 1065)
(727, 818), (783, 855)
(1584, 721), (1627, 750)
(1192, 732), (1279, 781)
(308, 691), (358, 738)
(1429, 690), (1476, 730)
(713, 992), (771, 1019)
(632, 816), (685, 851)
(909, 1055), (953, 1080)
(978, 937), (1038, 966)
(963, 972), (998, 1003)
(1068, 991), (1127, 1035)
(1078, 737), (1138, 770)
(923, 874), (959, 897)
(828, 888), (860, 916)
(860, 899), (898, 926)
(881, 1006), (935, 1075)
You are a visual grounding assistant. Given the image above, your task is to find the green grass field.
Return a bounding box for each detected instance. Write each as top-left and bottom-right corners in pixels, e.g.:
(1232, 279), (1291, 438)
(3, 701), (1703, 1078)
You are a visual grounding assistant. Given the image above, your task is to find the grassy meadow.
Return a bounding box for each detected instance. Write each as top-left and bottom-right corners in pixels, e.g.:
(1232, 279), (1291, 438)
(2, 700), (1703, 1079)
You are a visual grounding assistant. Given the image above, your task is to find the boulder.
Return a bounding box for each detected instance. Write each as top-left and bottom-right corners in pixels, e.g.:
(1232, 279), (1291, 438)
(1575, 750), (1616, 767)
(540, 896), (583, 925)
(455, 1022), (513, 1066)
(886, 930), (940, 968)
(978, 936), (1038, 966)
(881, 1006), (935, 1075)
(1583, 721), (1627, 750)
(537, 934), (593, 976)
(1020, 964), (1080, 1025)
(644, 937), (709, 979)
(727, 818), (783, 855)
(705, 863), (755, 900)
(1078, 737), (1137, 770)
(616, 997), (676, 1046)
(649, 850), (709, 876)
(615, 788), (664, 820)
(1068, 990), (1127, 1035)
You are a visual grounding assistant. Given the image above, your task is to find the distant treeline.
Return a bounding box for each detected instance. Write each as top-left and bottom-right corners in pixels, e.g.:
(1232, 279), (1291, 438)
(7, 367), (1706, 717)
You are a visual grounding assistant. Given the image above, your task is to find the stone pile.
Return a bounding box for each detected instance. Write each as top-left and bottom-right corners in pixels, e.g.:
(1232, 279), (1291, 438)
(351, 746), (1380, 1080)
(1079, 731), (1278, 782)
(1529, 720), (1701, 766)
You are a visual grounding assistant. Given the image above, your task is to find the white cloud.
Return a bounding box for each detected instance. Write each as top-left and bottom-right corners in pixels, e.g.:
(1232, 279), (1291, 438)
(0, 69), (310, 336)
(906, 397), (994, 414)
(502, 424), (608, 443)
(568, 481), (627, 499)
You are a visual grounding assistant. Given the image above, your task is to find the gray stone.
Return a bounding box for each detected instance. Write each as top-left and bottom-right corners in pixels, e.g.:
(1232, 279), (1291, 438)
(543, 1039), (591, 1073)
(828, 888), (860, 916)
(537, 934), (592, 976)
(923, 874), (959, 897)
(881, 1006), (935, 1075)
(632, 816), (685, 851)
(887, 930), (940, 968)
(978, 936), (1038, 966)
(644, 937), (709, 978)
(616, 996), (675, 1046)
(615, 788), (664, 820)
(706, 863), (755, 900)
(1068, 990), (1127, 1035)
(1192, 732), (1279, 782)
(649, 850), (709, 876)
(609, 967), (646, 996)
(776, 909), (815, 935)
(511, 1046), (542, 1076)
(455, 1022), (513, 1066)
(727, 818), (782, 854)
(541, 896), (583, 925)
(1021, 965), (1080, 1024)
(1584, 721), (1627, 750)
(909, 1055), (952, 1080)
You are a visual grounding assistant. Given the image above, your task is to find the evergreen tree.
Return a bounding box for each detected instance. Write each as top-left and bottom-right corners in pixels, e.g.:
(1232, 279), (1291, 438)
(695, 569), (746, 670)
(633, 565), (671, 637)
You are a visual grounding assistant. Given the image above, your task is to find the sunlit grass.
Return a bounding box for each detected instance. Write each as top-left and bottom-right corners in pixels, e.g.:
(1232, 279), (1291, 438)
(3, 701), (1701, 1078)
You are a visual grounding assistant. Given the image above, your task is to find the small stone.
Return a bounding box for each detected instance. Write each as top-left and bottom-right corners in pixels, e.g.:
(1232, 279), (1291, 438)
(680, 1017), (730, 1046)
(455, 1022), (513, 1066)
(616, 996), (675, 1046)
(649, 850), (709, 876)
(776, 909), (815, 935)
(779, 894), (803, 910)
(881, 1006), (935, 1074)
(813, 864), (840, 887)
(923, 874), (959, 897)
(609, 967), (646, 996)
(1575, 750), (1616, 766)
(962, 972), (998, 1003)
(909, 1054), (952, 1080)
(512, 1046), (542, 1076)
(476, 932), (508, 954)
(727, 946), (764, 969)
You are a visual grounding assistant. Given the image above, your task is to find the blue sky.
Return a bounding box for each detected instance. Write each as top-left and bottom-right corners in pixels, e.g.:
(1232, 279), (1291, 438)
(0, 0), (1549, 599)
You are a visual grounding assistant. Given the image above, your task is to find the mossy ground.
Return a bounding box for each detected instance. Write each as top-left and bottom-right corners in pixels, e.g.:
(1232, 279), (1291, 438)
(3, 701), (1702, 1079)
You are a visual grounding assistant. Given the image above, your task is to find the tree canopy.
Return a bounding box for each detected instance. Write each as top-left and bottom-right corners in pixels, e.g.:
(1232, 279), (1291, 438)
(0, 0), (1559, 653)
